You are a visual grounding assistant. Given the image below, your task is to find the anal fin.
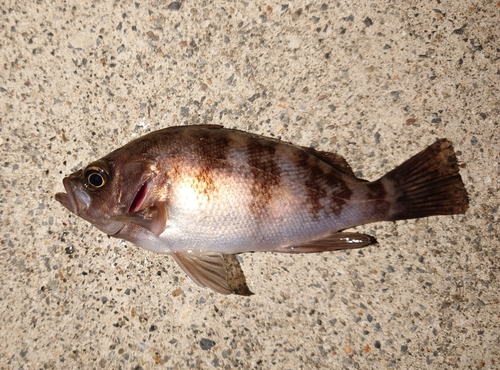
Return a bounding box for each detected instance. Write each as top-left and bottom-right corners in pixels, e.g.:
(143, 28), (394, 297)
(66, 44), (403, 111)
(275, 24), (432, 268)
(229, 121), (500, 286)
(276, 232), (376, 253)
(172, 252), (253, 296)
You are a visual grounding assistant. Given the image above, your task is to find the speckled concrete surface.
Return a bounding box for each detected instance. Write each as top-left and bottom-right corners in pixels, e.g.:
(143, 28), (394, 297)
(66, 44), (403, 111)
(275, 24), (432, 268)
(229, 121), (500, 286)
(1, 1), (499, 369)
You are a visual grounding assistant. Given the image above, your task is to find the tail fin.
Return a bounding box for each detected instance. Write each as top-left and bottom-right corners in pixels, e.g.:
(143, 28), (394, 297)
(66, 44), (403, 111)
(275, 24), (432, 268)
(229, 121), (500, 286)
(379, 139), (469, 221)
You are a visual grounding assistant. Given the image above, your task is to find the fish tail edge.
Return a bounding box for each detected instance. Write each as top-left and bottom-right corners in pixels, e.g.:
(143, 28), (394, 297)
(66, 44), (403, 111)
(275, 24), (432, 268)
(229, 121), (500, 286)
(380, 139), (469, 221)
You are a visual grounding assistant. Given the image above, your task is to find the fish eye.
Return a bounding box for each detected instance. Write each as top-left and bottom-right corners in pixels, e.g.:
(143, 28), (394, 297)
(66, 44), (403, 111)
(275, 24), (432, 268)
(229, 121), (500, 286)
(84, 161), (109, 190)
(87, 171), (105, 188)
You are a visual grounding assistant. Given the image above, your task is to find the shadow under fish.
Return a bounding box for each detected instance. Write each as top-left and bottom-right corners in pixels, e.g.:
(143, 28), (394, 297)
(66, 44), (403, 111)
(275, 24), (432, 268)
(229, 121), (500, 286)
(55, 125), (469, 295)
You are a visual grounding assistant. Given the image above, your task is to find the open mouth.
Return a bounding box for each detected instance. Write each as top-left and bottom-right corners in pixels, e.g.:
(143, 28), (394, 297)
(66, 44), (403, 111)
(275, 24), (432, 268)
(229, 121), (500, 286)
(129, 182), (149, 213)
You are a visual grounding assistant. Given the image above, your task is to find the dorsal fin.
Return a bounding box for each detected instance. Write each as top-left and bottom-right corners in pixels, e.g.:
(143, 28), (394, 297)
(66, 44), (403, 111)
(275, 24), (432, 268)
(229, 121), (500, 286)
(301, 147), (366, 180)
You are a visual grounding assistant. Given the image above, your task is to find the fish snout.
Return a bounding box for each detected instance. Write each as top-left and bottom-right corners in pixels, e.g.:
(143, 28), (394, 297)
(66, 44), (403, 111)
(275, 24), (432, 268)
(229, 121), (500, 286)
(55, 172), (90, 216)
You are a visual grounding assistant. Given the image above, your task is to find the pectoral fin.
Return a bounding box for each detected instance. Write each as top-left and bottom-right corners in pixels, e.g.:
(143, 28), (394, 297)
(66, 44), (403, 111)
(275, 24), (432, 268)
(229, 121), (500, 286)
(111, 202), (168, 236)
(276, 232), (376, 253)
(172, 252), (253, 296)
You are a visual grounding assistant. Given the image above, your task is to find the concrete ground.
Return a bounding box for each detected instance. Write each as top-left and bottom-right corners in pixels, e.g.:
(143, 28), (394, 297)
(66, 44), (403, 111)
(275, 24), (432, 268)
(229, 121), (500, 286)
(1, 1), (498, 369)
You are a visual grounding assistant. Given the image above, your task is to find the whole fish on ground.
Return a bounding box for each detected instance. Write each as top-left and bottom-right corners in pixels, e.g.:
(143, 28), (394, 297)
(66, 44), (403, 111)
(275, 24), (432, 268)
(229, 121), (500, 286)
(56, 125), (469, 295)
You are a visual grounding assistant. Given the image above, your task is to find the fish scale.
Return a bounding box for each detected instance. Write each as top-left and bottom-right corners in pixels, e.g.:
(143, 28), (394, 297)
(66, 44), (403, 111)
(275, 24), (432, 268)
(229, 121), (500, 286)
(56, 125), (469, 295)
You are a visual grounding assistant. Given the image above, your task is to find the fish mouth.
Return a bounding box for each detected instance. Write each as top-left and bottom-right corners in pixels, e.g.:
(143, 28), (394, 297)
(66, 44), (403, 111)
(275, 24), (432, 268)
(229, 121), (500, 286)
(108, 223), (126, 236)
(55, 174), (91, 215)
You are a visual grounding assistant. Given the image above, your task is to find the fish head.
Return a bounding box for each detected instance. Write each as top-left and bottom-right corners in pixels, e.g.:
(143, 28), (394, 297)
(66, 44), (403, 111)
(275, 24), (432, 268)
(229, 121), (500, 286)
(55, 156), (165, 237)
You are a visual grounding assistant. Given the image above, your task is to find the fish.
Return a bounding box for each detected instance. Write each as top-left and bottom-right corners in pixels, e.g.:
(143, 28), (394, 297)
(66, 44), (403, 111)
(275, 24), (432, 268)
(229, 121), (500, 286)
(55, 125), (469, 295)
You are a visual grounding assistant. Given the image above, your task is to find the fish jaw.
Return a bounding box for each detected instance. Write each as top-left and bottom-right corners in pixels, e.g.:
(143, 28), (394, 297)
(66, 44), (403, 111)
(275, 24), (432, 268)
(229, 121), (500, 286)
(55, 170), (126, 236)
(55, 171), (91, 216)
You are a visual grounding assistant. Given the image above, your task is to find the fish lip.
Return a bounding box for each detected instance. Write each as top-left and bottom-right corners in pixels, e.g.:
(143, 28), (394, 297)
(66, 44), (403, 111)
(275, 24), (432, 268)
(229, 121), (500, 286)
(108, 223), (126, 236)
(55, 174), (90, 215)
(55, 191), (72, 211)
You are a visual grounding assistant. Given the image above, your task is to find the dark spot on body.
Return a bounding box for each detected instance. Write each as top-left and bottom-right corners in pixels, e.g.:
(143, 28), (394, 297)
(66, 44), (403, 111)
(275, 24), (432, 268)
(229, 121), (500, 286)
(327, 178), (352, 216)
(367, 180), (391, 218)
(195, 166), (217, 200)
(169, 161), (182, 178)
(193, 128), (232, 163)
(246, 139), (281, 218)
(367, 181), (387, 200)
(304, 164), (328, 218)
(185, 127), (234, 201)
(295, 149), (353, 219)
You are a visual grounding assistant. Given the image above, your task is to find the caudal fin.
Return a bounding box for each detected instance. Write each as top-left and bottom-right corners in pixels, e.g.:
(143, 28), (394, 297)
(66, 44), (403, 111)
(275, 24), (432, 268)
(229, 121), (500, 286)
(379, 139), (469, 221)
